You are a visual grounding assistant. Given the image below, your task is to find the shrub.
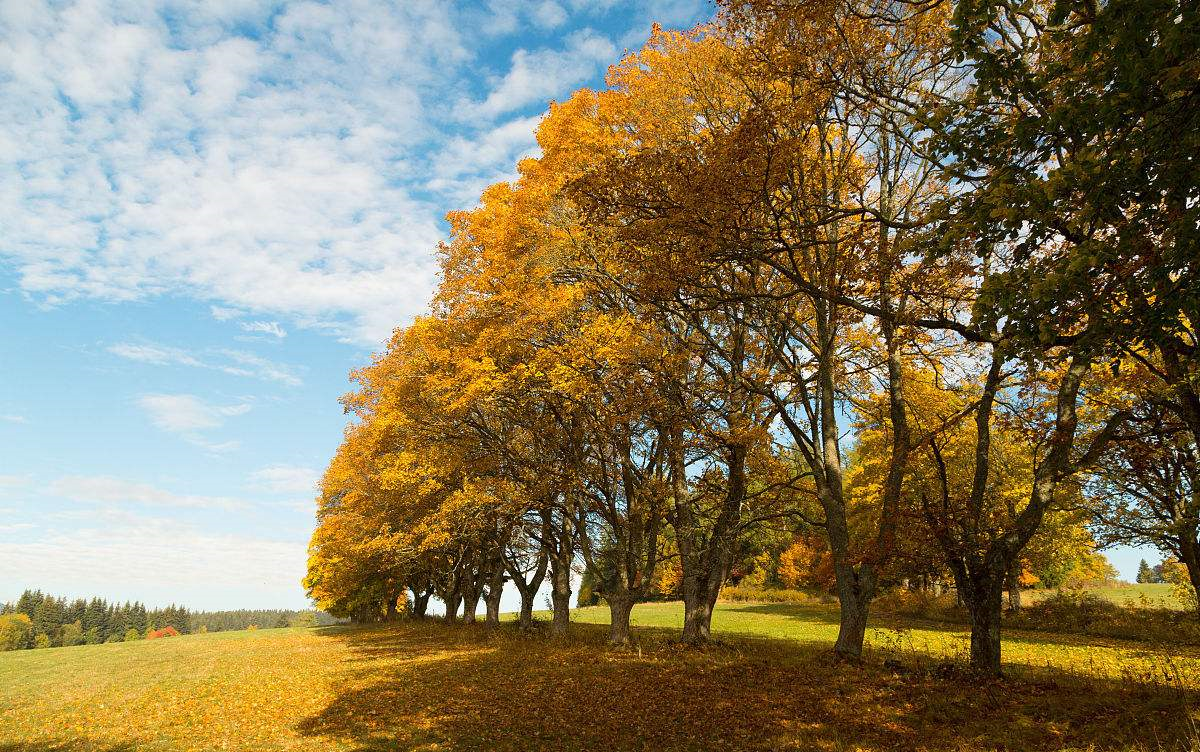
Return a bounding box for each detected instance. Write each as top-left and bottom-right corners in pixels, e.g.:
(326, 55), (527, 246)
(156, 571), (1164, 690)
(719, 586), (834, 605)
(61, 620), (85, 647)
(146, 626), (180, 640)
(34, 633), (51, 649)
(872, 589), (962, 621)
(124, 628), (142, 641)
(1163, 560), (1199, 613)
(0, 613), (34, 651)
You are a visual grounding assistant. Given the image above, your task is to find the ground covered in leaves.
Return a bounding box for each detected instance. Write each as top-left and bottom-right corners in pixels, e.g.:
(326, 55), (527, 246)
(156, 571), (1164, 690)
(1, 602), (1197, 752)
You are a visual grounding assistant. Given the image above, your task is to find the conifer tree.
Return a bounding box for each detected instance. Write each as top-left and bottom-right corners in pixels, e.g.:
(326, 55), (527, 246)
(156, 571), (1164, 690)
(1136, 559), (1153, 584)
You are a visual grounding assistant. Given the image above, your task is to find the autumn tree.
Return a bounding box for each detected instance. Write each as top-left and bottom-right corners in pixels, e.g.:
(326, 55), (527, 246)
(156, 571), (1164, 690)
(1091, 395), (1200, 614)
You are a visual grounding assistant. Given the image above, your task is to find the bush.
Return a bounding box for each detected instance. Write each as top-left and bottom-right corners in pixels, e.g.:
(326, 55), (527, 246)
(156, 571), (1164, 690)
(124, 628), (142, 641)
(719, 586), (835, 605)
(34, 633), (51, 649)
(0, 613), (34, 651)
(872, 589), (962, 621)
(146, 626), (180, 640)
(61, 621), (85, 647)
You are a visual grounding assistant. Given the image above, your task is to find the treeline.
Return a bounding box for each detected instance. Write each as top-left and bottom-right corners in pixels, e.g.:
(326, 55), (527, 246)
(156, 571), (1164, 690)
(304, 0), (1199, 677)
(0, 590), (190, 650)
(191, 609), (343, 633)
(0, 590), (340, 651)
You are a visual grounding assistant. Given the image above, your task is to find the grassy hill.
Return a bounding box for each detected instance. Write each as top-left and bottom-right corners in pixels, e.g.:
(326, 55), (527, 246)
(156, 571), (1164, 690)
(1, 601), (1197, 752)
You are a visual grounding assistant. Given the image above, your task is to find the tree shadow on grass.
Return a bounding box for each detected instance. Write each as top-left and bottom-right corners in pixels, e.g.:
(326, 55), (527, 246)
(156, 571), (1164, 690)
(295, 621), (1198, 752)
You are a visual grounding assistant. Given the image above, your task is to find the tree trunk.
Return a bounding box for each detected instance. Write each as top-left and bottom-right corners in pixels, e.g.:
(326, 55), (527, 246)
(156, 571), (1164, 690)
(1006, 567), (1022, 612)
(832, 571), (871, 659)
(505, 549), (548, 632)
(518, 596), (535, 630)
(680, 564), (724, 644)
(412, 589), (430, 619)
(959, 568), (1005, 676)
(606, 591), (635, 645)
(483, 571), (504, 629)
(461, 591), (480, 625)
(549, 564), (571, 638)
(1181, 537), (1200, 618)
(444, 590), (461, 624)
(384, 593), (398, 622)
(546, 505), (574, 638)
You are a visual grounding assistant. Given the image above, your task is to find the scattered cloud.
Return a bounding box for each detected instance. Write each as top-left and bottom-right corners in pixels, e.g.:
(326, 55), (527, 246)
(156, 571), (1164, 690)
(1, 415), (28, 424)
(240, 320), (287, 338)
(217, 350), (303, 387)
(249, 465), (321, 495)
(48, 476), (246, 511)
(427, 114), (544, 203)
(137, 393), (251, 435)
(109, 340), (302, 386)
(0, 523), (36, 534)
(531, 1), (570, 29)
(0, 1), (466, 345)
(108, 342), (204, 368)
(0, 1), (704, 345)
(472, 29), (617, 119)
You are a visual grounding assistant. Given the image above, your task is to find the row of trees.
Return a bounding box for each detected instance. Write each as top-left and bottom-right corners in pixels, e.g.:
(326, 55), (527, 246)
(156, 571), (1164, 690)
(190, 609), (340, 633)
(305, 0), (1198, 675)
(0, 590), (340, 651)
(0, 590), (190, 650)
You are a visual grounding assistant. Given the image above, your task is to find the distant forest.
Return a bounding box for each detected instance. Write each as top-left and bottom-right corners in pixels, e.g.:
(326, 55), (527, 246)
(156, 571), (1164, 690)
(0, 589), (342, 651)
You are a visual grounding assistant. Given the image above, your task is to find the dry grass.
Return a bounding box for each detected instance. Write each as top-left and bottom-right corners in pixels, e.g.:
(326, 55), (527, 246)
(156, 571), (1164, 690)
(1, 602), (1197, 752)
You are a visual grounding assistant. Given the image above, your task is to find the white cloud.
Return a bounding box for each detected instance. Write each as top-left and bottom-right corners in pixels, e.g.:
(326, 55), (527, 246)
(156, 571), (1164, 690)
(0, 475), (31, 489)
(0, 1), (469, 345)
(0, 523), (35, 534)
(249, 465), (320, 495)
(240, 320), (286, 338)
(531, 1), (569, 29)
(473, 29), (617, 119)
(427, 114), (543, 203)
(0, 3), (671, 346)
(48, 476), (246, 511)
(0, 509), (308, 609)
(109, 341), (302, 386)
(138, 393), (251, 434)
(1, 415), (28, 424)
(108, 342), (204, 368)
(217, 349), (303, 387)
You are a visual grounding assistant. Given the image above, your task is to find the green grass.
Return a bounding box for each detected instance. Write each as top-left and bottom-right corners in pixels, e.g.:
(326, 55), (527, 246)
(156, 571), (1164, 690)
(1, 602), (1198, 751)
(569, 600), (1200, 684)
(1022, 583), (1185, 609)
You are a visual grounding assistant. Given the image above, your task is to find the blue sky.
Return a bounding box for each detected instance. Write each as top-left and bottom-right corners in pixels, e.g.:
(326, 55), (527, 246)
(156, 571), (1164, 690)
(0, 0), (716, 610)
(0, 0), (1156, 612)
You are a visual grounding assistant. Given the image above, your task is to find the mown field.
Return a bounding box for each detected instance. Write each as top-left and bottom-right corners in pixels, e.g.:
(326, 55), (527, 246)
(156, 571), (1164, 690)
(1021, 583), (1184, 610)
(1, 601), (1197, 752)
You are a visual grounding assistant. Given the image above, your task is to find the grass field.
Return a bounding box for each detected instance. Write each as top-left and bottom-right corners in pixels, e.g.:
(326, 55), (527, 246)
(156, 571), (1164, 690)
(1, 601), (1197, 752)
(1021, 583), (1185, 610)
